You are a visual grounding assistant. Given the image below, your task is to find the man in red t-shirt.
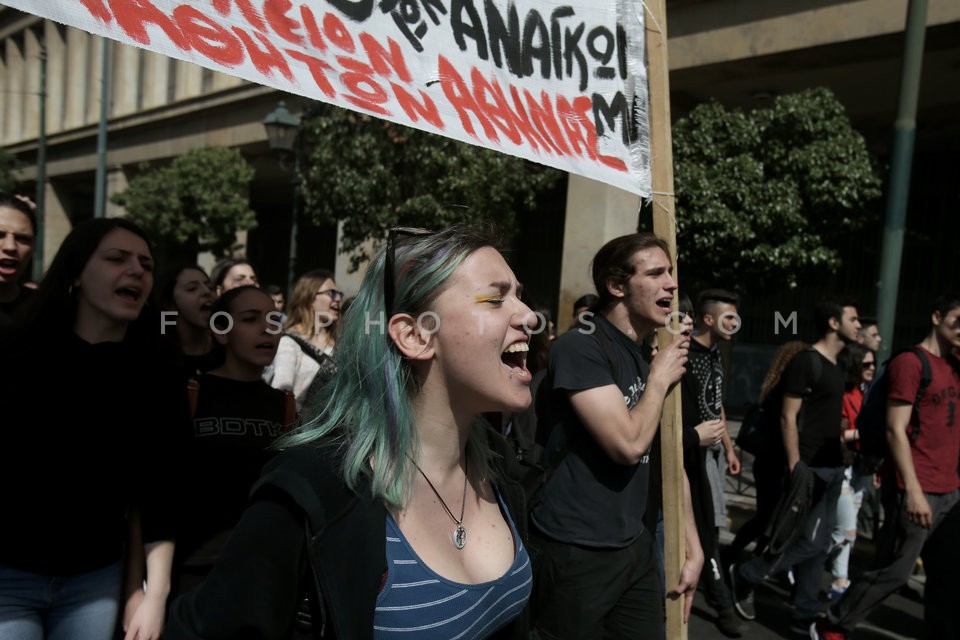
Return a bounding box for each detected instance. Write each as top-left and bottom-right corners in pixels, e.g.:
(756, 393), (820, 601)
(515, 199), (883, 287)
(814, 293), (960, 640)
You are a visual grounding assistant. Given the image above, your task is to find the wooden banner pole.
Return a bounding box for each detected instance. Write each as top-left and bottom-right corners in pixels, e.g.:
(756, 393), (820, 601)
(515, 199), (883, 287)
(644, 1), (687, 638)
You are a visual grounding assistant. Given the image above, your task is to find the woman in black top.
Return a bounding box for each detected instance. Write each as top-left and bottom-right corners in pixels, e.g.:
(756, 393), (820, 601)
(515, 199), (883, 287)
(175, 286), (293, 596)
(157, 263), (219, 380)
(0, 218), (182, 640)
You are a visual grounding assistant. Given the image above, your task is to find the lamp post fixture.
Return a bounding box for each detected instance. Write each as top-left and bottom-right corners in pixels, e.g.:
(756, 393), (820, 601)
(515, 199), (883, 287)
(263, 101), (302, 299)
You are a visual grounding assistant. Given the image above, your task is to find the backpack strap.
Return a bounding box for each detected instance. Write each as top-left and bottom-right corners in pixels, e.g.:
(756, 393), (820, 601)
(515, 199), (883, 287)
(905, 346), (933, 443)
(843, 393), (861, 425)
(187, 378), (200, 419)
(285, 333), (327, 366)
(804, 347), (823, 398)
(283, 389), (297, 431)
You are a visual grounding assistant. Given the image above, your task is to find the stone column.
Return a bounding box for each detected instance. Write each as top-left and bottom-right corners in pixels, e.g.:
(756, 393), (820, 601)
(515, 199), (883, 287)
(41, 181), (71, 272)
(44, 21), (66, 134)
(212, 68), (244, 91)
(0, 40), (8, 145)
(85, 37), (106, 128)
(64, 27), (88, 129)
(23, 28), (41, 140)
(3, 36), (25, 143)
(112, 43), (139, 116)
(334, 219), (376, 299)
(141, 51), (169, 110)
(175, 59), (203, 100)
(557, 174), (640, 331)
(105, 164), (128, 218)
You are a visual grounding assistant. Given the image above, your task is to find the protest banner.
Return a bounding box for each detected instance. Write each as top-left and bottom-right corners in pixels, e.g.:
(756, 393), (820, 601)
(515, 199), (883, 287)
(5, 0), (652, 196)
(8, 0), (687, 633)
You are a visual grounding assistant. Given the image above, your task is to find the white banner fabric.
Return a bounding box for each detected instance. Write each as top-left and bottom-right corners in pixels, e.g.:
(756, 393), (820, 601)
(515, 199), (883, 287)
(6, 0), (651, 195)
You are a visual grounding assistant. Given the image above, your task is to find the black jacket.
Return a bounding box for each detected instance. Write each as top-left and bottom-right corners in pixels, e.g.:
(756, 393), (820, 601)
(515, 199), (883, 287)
(166, 433), (529, 639)
(763, 460), (814, 557)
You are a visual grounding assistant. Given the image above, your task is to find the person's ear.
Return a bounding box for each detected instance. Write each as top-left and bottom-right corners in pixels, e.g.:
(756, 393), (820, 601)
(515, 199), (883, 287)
(931, 310), (942, 328)
(606, 277), (626, 300)
(212, 329), (229, 346)
(388, 312), (435, 361)
(702, 313), (716, 328)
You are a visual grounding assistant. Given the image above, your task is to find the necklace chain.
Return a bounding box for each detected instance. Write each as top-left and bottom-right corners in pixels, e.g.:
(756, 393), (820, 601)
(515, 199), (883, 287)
(411, 456), (469, 549)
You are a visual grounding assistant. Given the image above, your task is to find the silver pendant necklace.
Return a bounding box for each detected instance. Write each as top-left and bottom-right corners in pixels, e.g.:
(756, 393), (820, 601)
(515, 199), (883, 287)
(411, 456), (469, 549)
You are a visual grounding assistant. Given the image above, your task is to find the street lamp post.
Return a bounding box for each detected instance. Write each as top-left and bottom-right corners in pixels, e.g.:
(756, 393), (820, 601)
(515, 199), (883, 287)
(262, 101), (302, 299)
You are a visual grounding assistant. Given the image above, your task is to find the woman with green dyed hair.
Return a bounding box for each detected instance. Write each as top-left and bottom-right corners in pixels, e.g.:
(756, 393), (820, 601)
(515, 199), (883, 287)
(167, 225), (537, 640)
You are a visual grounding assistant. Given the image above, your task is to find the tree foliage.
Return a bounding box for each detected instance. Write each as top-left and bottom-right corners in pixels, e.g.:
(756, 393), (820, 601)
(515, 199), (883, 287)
(112, 146), (257, 261)
(299, 105), (562, 269)
(673, 87), (882, 292)
(0, 148), (20, 193)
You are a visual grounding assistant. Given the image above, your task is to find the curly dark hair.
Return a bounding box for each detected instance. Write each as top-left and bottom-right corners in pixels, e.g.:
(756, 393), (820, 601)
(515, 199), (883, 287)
(759, 341), (809, 404)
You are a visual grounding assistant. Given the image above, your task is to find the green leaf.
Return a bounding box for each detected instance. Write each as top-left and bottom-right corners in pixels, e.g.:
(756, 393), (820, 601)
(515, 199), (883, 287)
(673, 88), (881, 292)
(298, 104), (562, 270)
(111, 147), (257, 261)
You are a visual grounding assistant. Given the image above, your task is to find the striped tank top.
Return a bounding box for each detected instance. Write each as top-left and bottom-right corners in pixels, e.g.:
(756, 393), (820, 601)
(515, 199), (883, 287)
(374, 488), (532, 639)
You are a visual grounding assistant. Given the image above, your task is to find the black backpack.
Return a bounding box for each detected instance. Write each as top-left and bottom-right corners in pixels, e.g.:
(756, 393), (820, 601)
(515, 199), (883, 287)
(854, 347), (932, 473)
(734, 402), (766, 456)
(734, 346), (822, 457)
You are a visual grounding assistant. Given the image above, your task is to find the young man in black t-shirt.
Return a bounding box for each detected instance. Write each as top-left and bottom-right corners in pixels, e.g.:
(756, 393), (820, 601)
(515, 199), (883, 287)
(729, 296), (861, 632)
(686, 288), (743, 636)
(531, 233), (703, 640)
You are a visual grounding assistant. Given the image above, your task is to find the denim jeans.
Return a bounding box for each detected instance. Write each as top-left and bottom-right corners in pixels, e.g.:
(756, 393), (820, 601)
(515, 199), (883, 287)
(0, 562), (121, 640)
(829, 467), (867, 583)
(740, 466), (846, 621)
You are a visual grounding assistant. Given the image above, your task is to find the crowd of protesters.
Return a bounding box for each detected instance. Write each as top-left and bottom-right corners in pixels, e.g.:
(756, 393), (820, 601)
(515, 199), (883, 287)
(0, 191), (957, 640)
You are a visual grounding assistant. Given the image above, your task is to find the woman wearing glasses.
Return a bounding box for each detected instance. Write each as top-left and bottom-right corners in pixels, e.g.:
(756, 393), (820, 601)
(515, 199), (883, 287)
(264, 269), (341, 412)
(827, 342), (877, 601)
(167, 226), (535, 640)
